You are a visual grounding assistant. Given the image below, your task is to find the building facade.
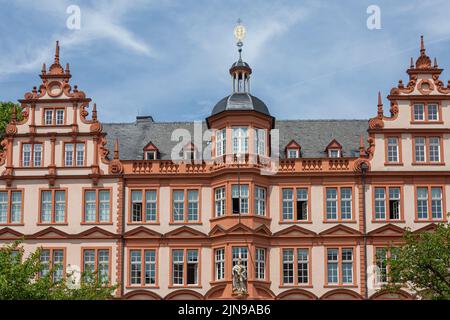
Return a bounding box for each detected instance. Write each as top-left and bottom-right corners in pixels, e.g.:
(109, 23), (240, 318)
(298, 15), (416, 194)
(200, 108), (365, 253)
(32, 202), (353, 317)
(0, 37), (449, 300)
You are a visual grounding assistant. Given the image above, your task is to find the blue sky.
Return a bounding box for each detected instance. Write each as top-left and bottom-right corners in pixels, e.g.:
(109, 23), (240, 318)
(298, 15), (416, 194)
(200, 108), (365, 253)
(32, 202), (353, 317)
(1, 0), (450, 123)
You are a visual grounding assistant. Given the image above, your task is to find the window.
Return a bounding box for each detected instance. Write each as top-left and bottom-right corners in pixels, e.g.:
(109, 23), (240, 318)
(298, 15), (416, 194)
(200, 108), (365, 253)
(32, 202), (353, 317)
(130, 189), (157, 223)
(375, 248), (387, 284)
(414, 136), (442, 164)
(386, 137), (399, 163)
(287, 149), (299, 158)
(232, 127), (248, 155)
(374, 187), (401, 221)
(328, 149), (340, 158)
(326, 247), (354, 285)
(414, 137), (426, 162)
(232, 185), (249, 214)
(84, 189), (111, 223)
(0, 190), (22, 224)
(214, 187), (226, 217)
(428, 104), (438, 121)
(172, 189), (200, 223)
(82, 248), (110, 284)
(413, 104), (425, 121)
(232, 247), (248, 270)
(44, 108), (65, 125)
(129, 249), (157, 286)
(281, 187), (309, 222)
(215, 129), (226, 157)
(254, 186), (266, 216)
(21, 143), (43, 167)
(40, 190), (66, 224)
(413, 103), (440, 122)
(45, 109), (54, 125)
(282, 248), (310, 285)
(325, 187), (353, 221)
(255, 248), (266, 280)
(64, 143), (85, 166)
(429, 137), (440, 162)
(417, 186), (443, 220)
(171, 249), (199, 286)
(215, 248), (225, 281)
(145, 151), (157, 160)
(40, 249), (65, 283)
(254, 128), (266, 156)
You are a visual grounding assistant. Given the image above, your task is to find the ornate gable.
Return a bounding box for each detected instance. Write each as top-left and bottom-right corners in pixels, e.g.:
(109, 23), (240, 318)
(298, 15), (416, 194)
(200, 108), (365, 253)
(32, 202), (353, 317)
(368, 224), (406, 237)
(319, 224), (361, 237)
(325, 139), (342, 151)
(30, 227), (70, 239)
(0, 227), (24, 240)
(77, 227), (118, 239)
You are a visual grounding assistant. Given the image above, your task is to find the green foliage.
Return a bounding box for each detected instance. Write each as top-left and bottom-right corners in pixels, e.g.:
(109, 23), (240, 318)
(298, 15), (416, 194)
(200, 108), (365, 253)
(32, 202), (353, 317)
(384, 219), (450, 300)
(0, 240), (117, 300)
(0, 101), (21, 135)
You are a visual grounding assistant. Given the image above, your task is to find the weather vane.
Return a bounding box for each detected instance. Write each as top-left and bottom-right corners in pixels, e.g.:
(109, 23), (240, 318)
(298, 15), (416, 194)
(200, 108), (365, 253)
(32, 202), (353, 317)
(234, 19), (246, 60)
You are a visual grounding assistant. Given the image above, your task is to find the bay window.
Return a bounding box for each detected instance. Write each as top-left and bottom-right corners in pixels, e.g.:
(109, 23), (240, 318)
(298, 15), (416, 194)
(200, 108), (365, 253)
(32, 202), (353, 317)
(254, 186), (266, 216)
(255, 248), (266, 280)
(214, 187), (226, 217)
(254, 128), (266, 156)
(232, 184), (249, 214)
(232, 127), (248, 155)
(215, 128), (226, 157)
(214, 248), (225, 281)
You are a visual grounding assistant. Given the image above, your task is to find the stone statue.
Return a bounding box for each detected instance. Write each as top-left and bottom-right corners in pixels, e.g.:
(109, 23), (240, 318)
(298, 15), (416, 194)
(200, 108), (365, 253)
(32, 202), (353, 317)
(232, 257), (247, 296)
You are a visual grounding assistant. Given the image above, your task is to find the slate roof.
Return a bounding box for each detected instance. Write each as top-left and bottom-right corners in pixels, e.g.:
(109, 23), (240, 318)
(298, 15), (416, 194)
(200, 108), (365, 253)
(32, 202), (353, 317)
(211, 93), (271, 117)
(102, 117), (369, 160)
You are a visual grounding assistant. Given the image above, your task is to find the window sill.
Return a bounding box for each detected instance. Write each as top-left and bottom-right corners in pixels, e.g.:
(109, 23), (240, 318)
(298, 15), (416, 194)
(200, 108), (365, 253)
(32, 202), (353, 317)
(127, 222), (160, 226)
(322, 220), (357, 224)
(371, 220), (405, 223)
(168, 285), (202, 289)
(37, 223), (68, 226)
(414, 219), (446, 223)
(126, 285), (159, 289)
(412, 162), (446, 166)
(81, 222), (114, 225)
(169, 222), (202, 226)
(0, 223), (24, 226)
(410, 121), (444, 125)
(279, 220), (312, 224)
(324, 284), (358, 288)
(384, 162), (404, 166)
(210, 215), (271, 222)
(279, 284), (313, 289)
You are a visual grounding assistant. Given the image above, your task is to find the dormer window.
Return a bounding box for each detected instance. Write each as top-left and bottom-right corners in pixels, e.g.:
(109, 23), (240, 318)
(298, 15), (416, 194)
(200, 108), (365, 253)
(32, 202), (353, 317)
(44, 108), (65, 125)
(328, 149), (341, 158)
(287, 149), (299, 159)
(142, 142), (159, 161)
(325, 139), (343, 158)
(145, 151), (158, 160)
(285, 140), (301, 159)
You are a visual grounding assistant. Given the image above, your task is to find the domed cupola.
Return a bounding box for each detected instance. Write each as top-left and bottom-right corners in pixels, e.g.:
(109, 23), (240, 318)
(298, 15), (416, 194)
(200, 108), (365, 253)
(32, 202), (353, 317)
(208, 20), (272, 124)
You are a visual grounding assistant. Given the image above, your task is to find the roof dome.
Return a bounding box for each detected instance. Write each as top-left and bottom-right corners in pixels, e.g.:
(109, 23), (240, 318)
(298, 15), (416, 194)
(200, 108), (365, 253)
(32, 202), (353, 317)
(211, 93), (270, 116)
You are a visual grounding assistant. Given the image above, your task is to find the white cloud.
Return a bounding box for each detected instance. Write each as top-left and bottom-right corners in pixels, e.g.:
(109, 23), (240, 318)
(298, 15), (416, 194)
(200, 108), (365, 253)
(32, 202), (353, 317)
(0, 0), (155, 77)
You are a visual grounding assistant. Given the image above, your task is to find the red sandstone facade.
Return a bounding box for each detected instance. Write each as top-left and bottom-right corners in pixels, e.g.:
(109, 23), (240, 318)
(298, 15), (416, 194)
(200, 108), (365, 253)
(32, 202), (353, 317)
(0, 37), (448, 300)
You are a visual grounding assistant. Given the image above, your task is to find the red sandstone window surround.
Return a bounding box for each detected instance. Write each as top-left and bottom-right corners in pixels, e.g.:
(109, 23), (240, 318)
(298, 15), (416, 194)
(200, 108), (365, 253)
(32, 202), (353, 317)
(20, 142), (43, 167)
(63, 141), (86, 167)
(412, 135), (444, 165)
(372, 186), (404, 222)
(323, 186), (355, 222)
(127, 248), (158, 288)
(81, 247), (111, 285)
(129, 188), (159, 224)
(170, 248), (201, 288)
(280, 247), (312, 287)
(38, 188), (67, 225)
(0, 189), (24, 225)
(39, 247), (66, 283)
(170, 188), (201, 224)
(384, 135), (403, 165)
(410, 102), (443, 124)
(325, 246), (357, 287)
(280, 186), (311, 223)
(83, 188), (112, 224)
(414, 185), (446, 222)
(374, 247), (398, 285)
(42, 107), (66, 126)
